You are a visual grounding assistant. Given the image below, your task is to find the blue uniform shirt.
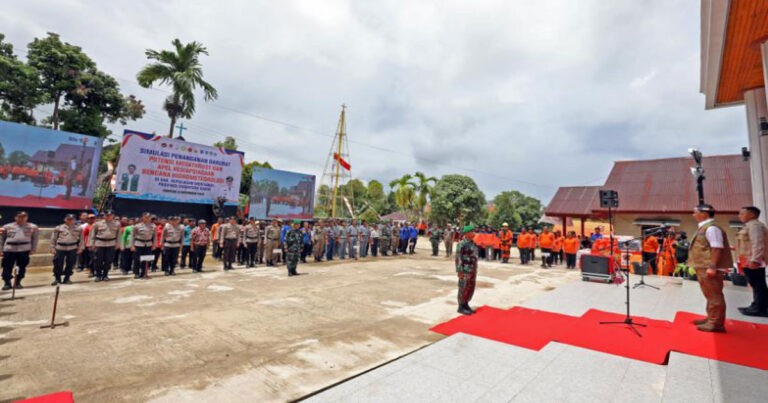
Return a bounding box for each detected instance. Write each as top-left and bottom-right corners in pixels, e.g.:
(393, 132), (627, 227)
(183, 226), (191, 246)
(400, 227), (408, 239)
(280, 224), (290, 243)
(408, 226), (418, 239)
(302, 228), (311, 245)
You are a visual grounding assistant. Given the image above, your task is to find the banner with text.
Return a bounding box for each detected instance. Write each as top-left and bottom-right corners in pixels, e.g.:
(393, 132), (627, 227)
(0, 120), (102, 209)
(115, 130), (244, 205)
(249, 167), (315, 219)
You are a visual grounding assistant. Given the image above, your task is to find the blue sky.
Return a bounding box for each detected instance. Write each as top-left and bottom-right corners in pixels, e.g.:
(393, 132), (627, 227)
(0, 0), (748, 203)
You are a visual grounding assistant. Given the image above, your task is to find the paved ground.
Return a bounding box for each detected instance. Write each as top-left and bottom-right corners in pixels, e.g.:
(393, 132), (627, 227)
(309, 274), (768, 402)
(0, 242), (579, 402)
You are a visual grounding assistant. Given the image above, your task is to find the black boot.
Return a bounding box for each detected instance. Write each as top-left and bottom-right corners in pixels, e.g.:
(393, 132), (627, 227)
(2, 283), (11, 291)
(63, 276), (72, 285)
(457, 305), (473, 315)
(51, 278), (61, 286)
(14, 282), (23, 289)
(463, 303), (476, 314)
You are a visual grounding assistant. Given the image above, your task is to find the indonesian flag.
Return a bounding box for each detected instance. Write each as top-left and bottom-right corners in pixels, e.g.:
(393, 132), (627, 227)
(334, 153), (351, 170)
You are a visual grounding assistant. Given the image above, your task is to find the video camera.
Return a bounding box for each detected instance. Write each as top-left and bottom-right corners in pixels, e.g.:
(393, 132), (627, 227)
(643, 225), (670, 237)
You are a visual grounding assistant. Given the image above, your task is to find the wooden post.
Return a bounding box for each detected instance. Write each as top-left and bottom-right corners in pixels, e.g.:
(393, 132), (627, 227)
(580, 217), (586, 237)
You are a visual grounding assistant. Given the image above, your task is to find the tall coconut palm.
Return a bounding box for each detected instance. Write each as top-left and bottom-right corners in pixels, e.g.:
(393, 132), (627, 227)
(412, 171), (437, 220)
(389, 174), (416, 216)
(137, 39), (218, 138)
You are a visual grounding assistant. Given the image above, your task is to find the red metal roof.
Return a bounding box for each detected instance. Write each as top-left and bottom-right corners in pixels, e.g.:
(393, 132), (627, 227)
(598, 154), (751, 214)
(544, 186), (600, 217)
(546, 155), (752, 216)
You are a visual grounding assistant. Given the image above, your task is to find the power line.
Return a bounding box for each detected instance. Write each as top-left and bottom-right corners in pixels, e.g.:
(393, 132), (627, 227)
(113, 76), (554, 190)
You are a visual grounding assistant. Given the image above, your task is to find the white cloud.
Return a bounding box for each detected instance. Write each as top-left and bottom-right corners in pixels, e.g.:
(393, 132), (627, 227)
(0, 0), (748, 204)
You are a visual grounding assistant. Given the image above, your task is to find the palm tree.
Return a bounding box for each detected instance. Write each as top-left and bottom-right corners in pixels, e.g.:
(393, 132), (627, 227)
(389, 174), (416, 215)
(412, 171), (437, 220)
(137, 39), (218, 138)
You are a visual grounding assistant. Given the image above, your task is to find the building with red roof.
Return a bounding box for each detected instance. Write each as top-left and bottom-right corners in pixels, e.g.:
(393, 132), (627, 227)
(545, 154), (752, 241)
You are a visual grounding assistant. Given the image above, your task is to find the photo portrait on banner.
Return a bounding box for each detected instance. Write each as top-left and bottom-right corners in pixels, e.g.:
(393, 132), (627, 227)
(115, 130), (244, 205)
(249, 167), (315, 219)
(0, 120), (103, 209)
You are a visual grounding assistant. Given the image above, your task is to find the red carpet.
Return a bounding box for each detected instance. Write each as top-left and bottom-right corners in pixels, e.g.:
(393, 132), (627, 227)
(430, 307), (768, 370)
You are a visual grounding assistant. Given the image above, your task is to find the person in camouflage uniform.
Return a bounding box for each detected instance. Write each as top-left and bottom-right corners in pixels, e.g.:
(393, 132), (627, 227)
(285, 219), (303, 276)
(429, 224), (443, 256)
(455, 225), (479, 315)
(379, 222), (391, 256)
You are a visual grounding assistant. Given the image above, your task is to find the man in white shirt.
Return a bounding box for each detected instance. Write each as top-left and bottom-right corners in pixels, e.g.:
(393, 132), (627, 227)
(689, 204), (733, 333)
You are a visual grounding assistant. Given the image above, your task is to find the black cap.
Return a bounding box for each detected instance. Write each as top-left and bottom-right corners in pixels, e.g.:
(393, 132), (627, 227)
(64, 214), (76, 220)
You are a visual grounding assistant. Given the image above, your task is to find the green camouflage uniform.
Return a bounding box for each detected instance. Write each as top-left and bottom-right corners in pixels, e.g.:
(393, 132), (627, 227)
(455, 238), (479, 305)
(379, 224), (391, 256)
(429, 227), (443, 256)
(285, 228), (303, 275)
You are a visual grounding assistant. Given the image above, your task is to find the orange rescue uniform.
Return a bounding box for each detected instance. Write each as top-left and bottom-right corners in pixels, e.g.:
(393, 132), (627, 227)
(538, 232), (555, 249)
(563, 237), (580, 254)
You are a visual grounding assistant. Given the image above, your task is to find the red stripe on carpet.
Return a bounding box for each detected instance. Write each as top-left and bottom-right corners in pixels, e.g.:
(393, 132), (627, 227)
(430, 307), (768, 370)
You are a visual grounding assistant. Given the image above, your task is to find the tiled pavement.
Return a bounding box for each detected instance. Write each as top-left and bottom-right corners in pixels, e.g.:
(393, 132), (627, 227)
(307, 276), (768, 402)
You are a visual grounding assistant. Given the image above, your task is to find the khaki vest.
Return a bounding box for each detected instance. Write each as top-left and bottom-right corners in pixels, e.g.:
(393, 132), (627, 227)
(689, 222), (733, 269)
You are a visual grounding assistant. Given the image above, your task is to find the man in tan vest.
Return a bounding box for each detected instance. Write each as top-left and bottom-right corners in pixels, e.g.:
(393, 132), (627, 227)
(736, 206), (768, 317)
(689, 204), (733, 332)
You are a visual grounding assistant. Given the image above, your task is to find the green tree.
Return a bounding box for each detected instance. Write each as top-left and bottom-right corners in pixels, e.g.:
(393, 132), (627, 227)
(412, 171), (436, 220)
(8, 150), (30, 166)
(60, 70), (145, 137)
(486, 190), (542, 229)
(339, 178), (369, 213)
(213, 136), (237, 150)
(27, 33), (95, 129)
(315, 184), (332, 217)
(240, 160), (273, 195)
(358, 209), (380, 223)
(389, 174), (416, 216)
(137, 39), (218, 138)
(0, 34), (42, 124)
(366, 179), (388, 214)
(429, 174), (486, 226)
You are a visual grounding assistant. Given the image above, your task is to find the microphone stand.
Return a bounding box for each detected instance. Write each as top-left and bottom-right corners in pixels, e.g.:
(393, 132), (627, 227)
(599, 221), (647, 337)
(634, 231), (662, 290)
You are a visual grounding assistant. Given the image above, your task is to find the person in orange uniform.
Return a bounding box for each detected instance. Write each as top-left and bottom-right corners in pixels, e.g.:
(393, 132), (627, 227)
(498, 223), (513, 263)
(211, 217), (223, 260)
(552, 230), (564, 265)
(538, 226), (555, 268)
(527, 228), (537, 262)
(642, 234), (660, 275)
(657, 232), (677, 276)
(563, 231), (580, 269)
(517, 227), (530, 264)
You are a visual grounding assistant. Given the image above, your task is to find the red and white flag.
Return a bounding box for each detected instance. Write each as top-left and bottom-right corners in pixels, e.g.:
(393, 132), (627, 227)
(334, 153), (351, 170)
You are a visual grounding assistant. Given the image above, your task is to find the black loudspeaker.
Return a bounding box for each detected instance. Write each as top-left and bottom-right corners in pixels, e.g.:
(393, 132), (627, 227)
(581, 254), (614, 283)
(582, 255), (611, 275)
(599, 190), (619, 208)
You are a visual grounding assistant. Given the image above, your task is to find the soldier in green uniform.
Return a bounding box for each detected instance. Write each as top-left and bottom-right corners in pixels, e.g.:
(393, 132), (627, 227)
(379, 222), (391, 256)
(285, 219), (303, 276)
(429, 224), (443, 256)
(455, 225), (479, 315)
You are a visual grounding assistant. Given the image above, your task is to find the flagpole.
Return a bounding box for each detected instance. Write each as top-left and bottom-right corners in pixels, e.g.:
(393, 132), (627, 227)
(331, 105), (346, 218)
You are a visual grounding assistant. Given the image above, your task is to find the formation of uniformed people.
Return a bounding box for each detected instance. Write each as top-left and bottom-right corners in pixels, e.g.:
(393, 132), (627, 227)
(8, 207), (757, 332)
(1, 211), (467, 291)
